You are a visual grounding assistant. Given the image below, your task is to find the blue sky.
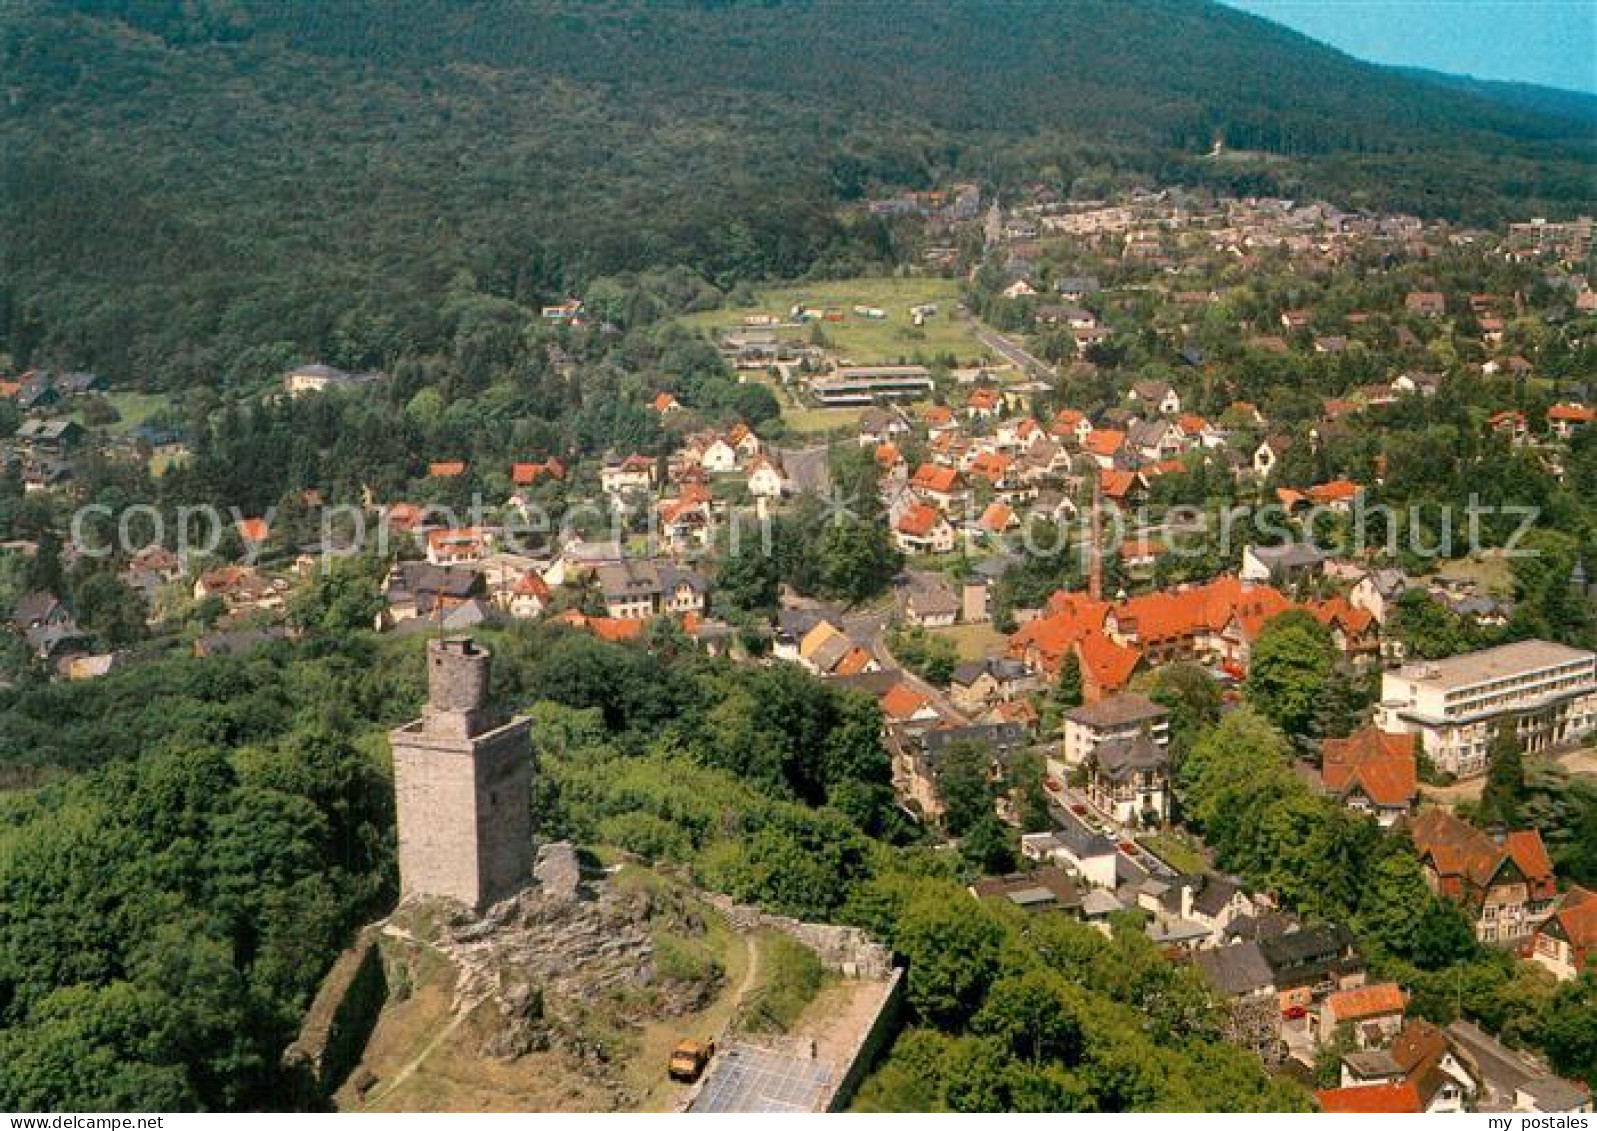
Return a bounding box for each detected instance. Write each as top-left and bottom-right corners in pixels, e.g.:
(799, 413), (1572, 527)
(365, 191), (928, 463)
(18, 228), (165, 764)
(1225, 1), (1597, 93)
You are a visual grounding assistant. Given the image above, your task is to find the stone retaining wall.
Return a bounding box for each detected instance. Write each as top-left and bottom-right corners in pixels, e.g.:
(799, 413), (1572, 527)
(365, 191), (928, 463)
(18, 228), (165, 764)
(827, 967), (906, 1111)
(281, 927), (388, 1106)
(702, 893), (894, 979)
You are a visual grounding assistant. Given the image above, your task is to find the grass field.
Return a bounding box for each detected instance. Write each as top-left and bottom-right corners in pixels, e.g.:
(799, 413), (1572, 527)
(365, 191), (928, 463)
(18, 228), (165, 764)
(1138, 831), (1209, 875)
(70, 391), (172, 436)
(681, 276), (994, 365)
(926, 621), (1009, 661)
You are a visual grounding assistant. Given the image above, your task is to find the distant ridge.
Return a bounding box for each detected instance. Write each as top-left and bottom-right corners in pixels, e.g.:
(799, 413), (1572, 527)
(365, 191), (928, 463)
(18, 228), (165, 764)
(2, 0), (1594, 379)
(1391, 66), (1597, 129)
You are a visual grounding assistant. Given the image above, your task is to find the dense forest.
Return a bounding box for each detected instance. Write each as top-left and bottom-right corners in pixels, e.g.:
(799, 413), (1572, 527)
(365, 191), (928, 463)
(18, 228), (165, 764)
(3, 0), (1593, 384)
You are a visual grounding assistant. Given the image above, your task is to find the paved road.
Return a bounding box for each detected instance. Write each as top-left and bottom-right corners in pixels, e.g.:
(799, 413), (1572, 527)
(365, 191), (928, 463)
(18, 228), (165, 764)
(1422, 746), (1597, 806)
(1047, 788), (1177, 881)
(970, 323), (1056, 382)
(848, 610), (970, 725)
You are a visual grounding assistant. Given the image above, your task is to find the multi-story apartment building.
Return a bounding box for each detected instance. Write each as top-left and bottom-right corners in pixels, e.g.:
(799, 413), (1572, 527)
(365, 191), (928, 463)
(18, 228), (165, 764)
(1058, 693), (1170, 771)
(1375, 640), (1597, 778)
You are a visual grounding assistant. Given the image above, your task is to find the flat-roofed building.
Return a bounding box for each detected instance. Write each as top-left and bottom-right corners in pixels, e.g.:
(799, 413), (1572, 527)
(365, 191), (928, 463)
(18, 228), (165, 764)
(1375, 640), (1597, 778)
(808, 365), (934, 405)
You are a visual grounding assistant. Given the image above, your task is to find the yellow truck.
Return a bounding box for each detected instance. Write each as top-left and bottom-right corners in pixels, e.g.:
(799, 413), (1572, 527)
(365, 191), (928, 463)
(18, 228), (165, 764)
(668, 1038), (716, 1083)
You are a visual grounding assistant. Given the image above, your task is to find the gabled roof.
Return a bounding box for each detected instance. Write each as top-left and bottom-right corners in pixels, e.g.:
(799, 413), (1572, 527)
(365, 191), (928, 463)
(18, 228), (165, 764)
(1193, 941), (1274, 997)
(881, 682), (932, 720)
(977, 501), (1015, 533)
(1086, 734), (1166, 781)
(1324, 982), (1405, 1023)
(1074, 633), (1143, 695)
(1322, 727), (1417, 808)
(967, 451), (1014, 483)
(1541, 885), (1597, 950)
(1408, 809), (1555, 898)
(1064, 692), (1166, 729)
(1084, 429), (1126, 457)
(910, 463), (961, 493)
(1315, 1082), (1421, 1114)
(896, 502), (946, 538)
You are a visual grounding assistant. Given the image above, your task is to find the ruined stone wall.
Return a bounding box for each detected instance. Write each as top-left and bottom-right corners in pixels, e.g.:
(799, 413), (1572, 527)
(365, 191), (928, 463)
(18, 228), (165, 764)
(281, 928), (388, 1105)
(827, 968), (906, 1112)
(702, 894), (894, 979)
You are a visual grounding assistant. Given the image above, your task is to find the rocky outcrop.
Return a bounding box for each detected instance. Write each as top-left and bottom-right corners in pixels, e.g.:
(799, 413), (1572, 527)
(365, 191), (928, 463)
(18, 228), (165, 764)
(380, 844), (721, 1066)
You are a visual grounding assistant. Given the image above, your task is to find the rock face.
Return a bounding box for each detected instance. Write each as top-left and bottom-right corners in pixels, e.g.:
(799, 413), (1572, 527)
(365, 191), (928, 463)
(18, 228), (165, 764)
(380, 845), (721, 1073)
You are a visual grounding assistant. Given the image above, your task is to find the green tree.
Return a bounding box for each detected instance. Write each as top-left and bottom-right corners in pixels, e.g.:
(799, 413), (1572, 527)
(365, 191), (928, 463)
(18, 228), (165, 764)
(1542, 976), (1597, 1088)
(288, 556), (385, 634)
(818, 516), (899, 605)
(1245, 610), (1336, 737)
(1478, 720), (1526, 828)
(893, 891), (1006, 1029)
(1056, 650), (1082, 708)
(937, 740), (995, 837)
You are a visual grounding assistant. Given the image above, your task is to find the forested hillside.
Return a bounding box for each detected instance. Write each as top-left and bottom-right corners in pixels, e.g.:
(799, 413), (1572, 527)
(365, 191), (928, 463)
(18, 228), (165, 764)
(2, 0), (1593, 384)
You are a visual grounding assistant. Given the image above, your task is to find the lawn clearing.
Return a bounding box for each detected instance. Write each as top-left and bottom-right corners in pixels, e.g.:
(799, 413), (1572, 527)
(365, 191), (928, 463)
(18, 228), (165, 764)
(681, 276), (993, 366)
(926, 621), (1008, 661)
(1138, 831), (1209, 874)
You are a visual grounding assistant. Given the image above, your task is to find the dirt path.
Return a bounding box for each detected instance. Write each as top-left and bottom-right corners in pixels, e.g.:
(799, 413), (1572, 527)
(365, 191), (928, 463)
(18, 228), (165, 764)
(1422, 747), (1597, 807)
(725, 931), (762, 1033)
(364, 993), (483, 1106)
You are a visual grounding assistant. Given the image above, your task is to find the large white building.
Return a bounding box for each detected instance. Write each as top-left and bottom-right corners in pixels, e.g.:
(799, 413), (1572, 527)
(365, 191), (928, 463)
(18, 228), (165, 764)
(1376, 640), (1597, 778)
(1057, 693), (1170, 772)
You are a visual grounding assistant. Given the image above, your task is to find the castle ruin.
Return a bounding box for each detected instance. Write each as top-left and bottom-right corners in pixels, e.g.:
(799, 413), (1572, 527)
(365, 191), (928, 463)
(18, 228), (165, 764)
(390, 636), (533, 911)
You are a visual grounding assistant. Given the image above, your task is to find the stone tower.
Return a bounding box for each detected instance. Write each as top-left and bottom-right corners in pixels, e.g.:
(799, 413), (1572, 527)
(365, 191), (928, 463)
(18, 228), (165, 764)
(391, 636), (533, 911)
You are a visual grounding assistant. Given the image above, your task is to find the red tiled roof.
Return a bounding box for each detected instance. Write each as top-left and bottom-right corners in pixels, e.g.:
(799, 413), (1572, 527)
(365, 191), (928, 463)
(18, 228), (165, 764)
(1323, 728), (1417, 808)
(1549, 403), (1597, 423)
(968, 388), (1000, 410)
(512, 459), (565, 485)
(1085, 429), (1125, 457)
(978, 502), (1015, 532)
(1309, 478), (1360, 504)
(1506, 830), (1555, 891)
(967, 451), (1014, 483)
(1075, 634), (1142, 696)
(235, 517), (270, 544)
(1316, 1082), (1421, 1114)
(897, 502), (945, 538)
(881, 683), (931, 720)
(910, 464), (961, 493)
(833, 647), (873, 677)
(553, 611), (645, 643)
(1324, 982), (1405, 1024)
(428, 461), (466, 478)
(1099, 468), (1141, 500)
(514, 573), (552, 601)
(427, 527), (487, 552)
(1546, 886), (1597, 950)
(1051, 408), (1087, 435)
(875, 442), (903, 469)
(1410, 809), (1555, 900)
